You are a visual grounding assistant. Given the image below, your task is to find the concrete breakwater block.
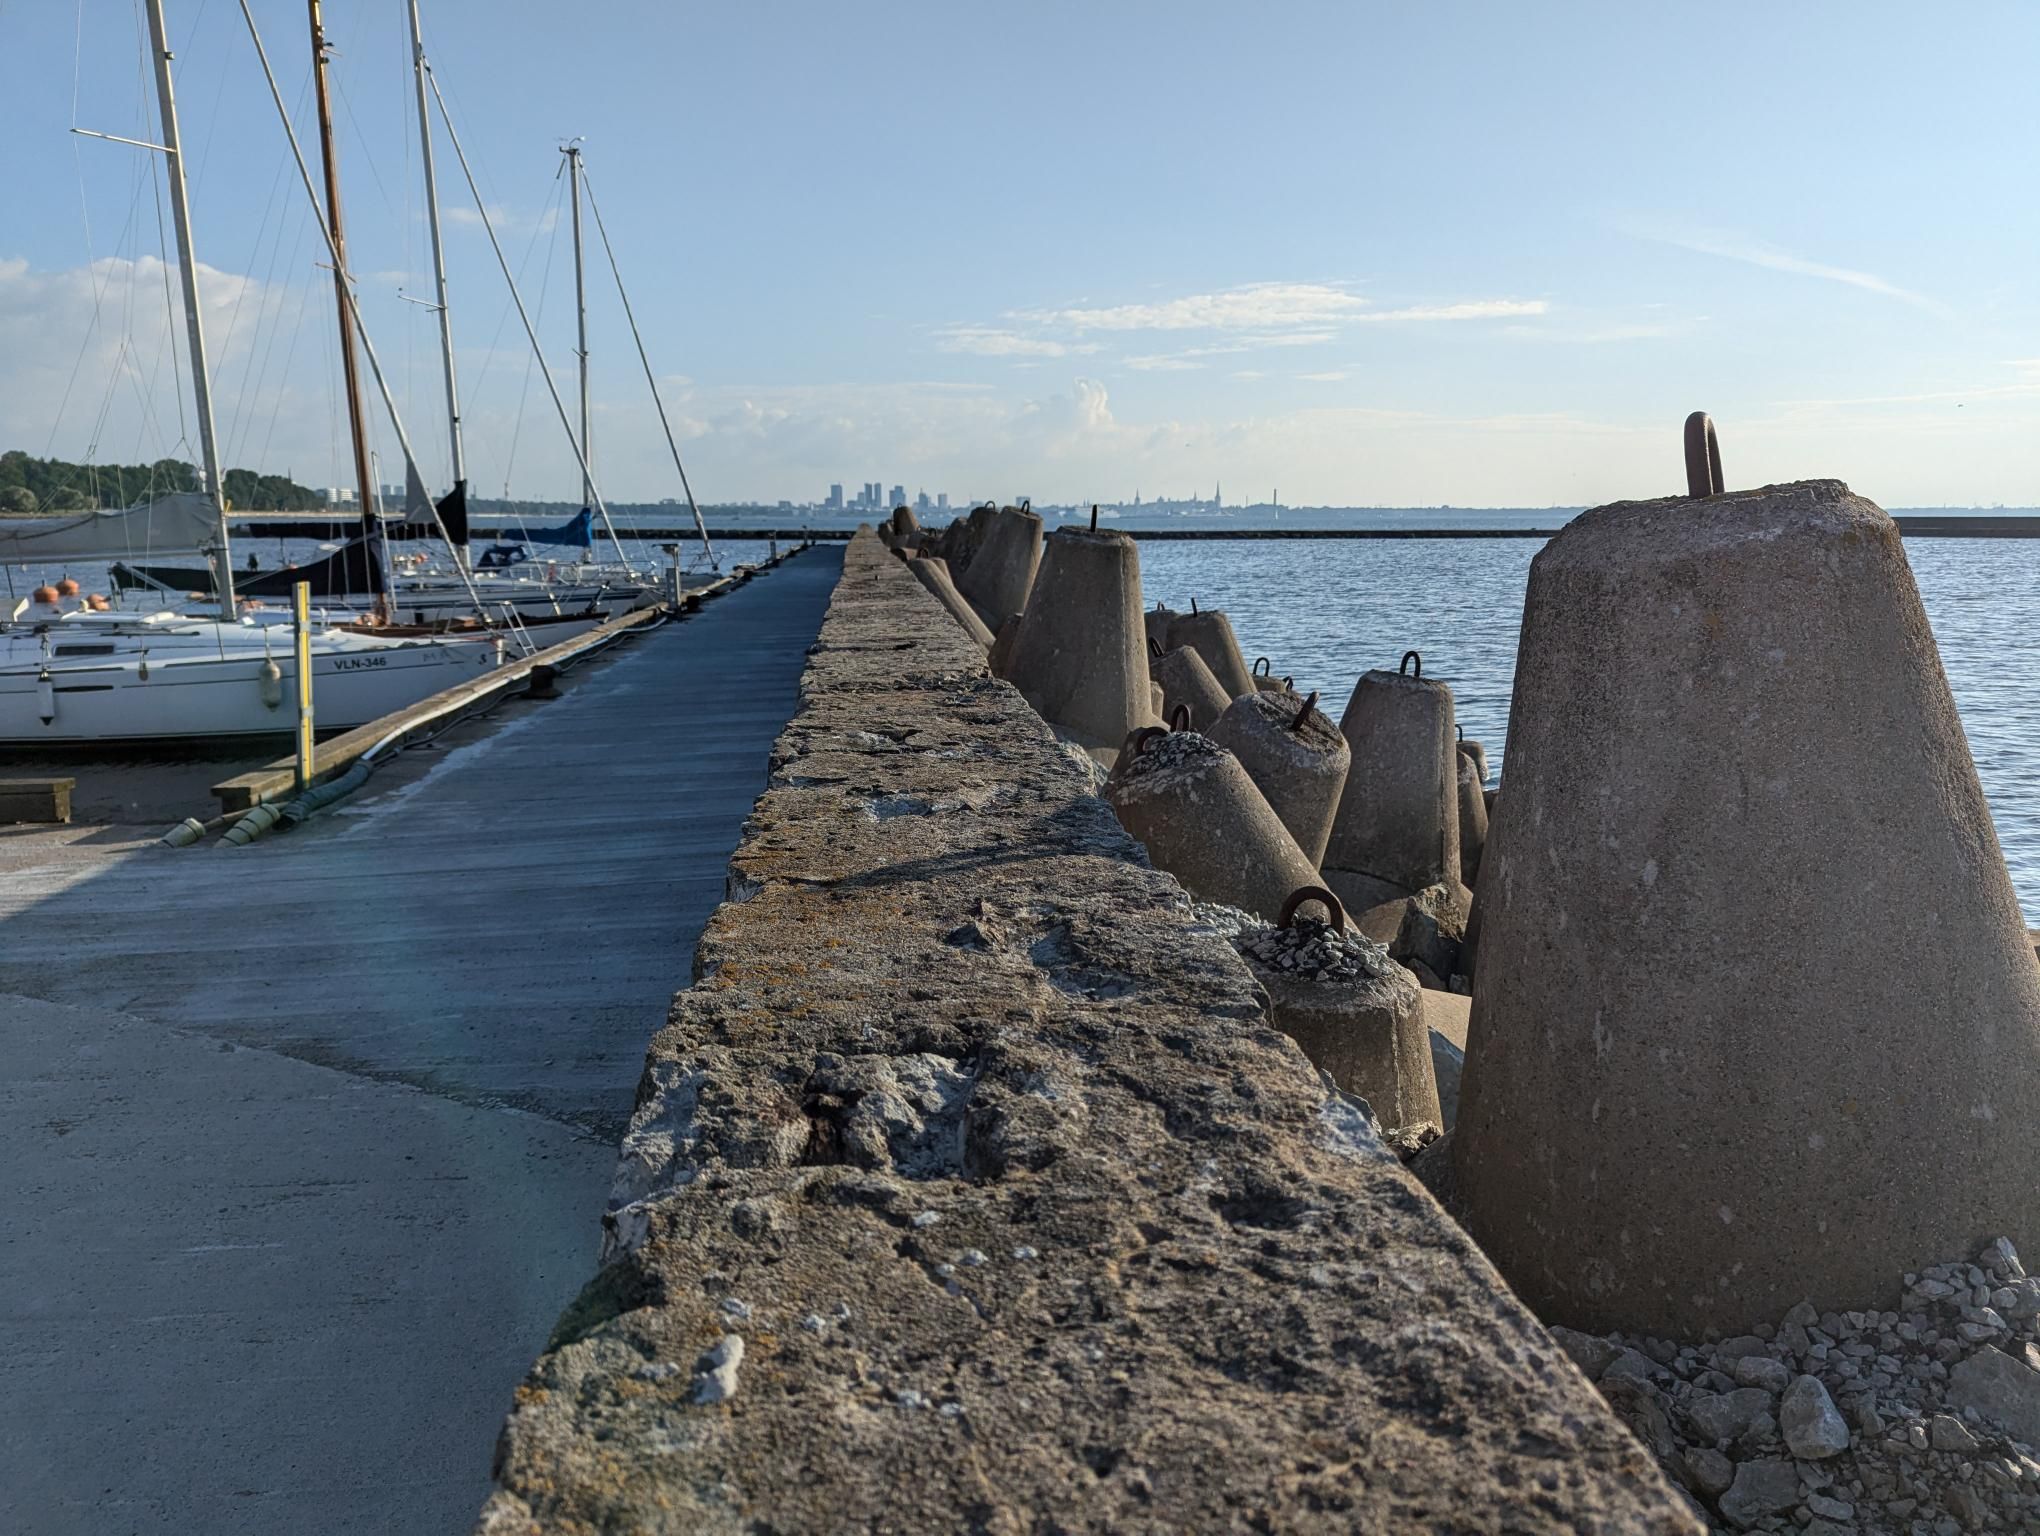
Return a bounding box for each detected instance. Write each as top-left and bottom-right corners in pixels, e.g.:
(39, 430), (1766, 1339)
(955, 505), (1042, 631)
(1002, 526), (1148, 753)
(907, 555), (995, 650)
(1165, 606), (1257, 699)
(1457, 734), (1489, 786)
(1323, 866), (1469, 988)
(1143, 600), (1180, 655)
(1453, 479), (2040, 1338)
(1205, 689), (1350, 867)
(890, 505), (920, 540)
(1105, 730), (1323, 922)
(1324, 652), (1463, 897)
(473, 532), (1701, 1534)
(1456, 751), (1488, 886)
(1251, 656), (1293, 693)
(1148, 643), (1231, 732)
(1234, 888), (1440, 1136)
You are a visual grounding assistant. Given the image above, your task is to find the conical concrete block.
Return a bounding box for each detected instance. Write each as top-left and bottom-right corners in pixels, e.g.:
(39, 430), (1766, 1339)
(1456, 752), (1487, 887)
(1453, 479), (2040, 1337)
(1206, 689), (1351, 866)
(1166, 607), (1256, 699)
(955, 506), (1042, 630)
(987, 615), (1021, 678)
(1148, 680), (1165, 718)
(1104, 730), (1323, 922)
(1251, 657), (1294, 693)
(1149, 643), (1231, 732)
(890, 505), (920, 539)
(1457, 735), (1489, 787)
(1144, 602), (1180, 656)
(1324, 652), (1463, 896)
(908, 555), (994, 650)
(1002, 526), (1146, 751)
(1236, 887), (1439, 1135)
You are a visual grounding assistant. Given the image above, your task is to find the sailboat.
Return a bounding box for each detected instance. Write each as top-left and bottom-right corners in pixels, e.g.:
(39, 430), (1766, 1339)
(0, 0), (503, 745)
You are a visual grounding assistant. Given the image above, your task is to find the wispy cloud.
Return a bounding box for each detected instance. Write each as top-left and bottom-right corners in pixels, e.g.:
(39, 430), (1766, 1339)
(444, 203), (560, 236)
(1633, 224), (1941, 312)
(1297, 370), (1350, 382)
(936, 326), (1100, 358)
(1025, 282), (1376, 334)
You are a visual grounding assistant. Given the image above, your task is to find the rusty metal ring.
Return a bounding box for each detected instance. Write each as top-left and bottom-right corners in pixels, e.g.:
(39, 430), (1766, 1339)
(1130, 726), (1170, 756)
(1168, 703), (1191, 732)
(1253, 656), (1271, 677)
(1281, 675), (1293, 690)
(1148, 636), (1164, 659)
(1400, 650), (1421, 679)
(1190, 597), (1199, 614)
(1289, 690), (1320, 731)
(1089, 504), (1099, 531)
(1278, 885), (1346, 930)
(1684, 411), (1724, 498)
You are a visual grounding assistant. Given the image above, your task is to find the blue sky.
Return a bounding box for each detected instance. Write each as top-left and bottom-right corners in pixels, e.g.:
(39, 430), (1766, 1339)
(2, 1), (2036, 507)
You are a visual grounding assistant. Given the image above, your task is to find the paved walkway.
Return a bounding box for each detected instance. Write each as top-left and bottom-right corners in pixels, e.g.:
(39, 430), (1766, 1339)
(0, 547), (842, 1535)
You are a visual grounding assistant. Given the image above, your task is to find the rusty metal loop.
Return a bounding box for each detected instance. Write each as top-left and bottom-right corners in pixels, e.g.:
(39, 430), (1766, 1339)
(1148, 636), (1164, 659)
(1278, 885), (1346, 931)
(1684, 411), (1724, 498)
(1130, 726), (1170, 756)
(1281, 675), (1293, 690)
(1089, 504), (1099, 531)
(1400, 650), (1422, 679)
(1252, 656), (1271, 677)
(1456, 722), (1464, 740)
(1190, 597), (1199, 614)
(1289, 690), (1320, 731)
(1168, 703), (1191, 732)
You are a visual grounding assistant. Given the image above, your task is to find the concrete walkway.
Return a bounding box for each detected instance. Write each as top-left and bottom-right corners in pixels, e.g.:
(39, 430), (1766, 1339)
(0, 547), (843, 1535)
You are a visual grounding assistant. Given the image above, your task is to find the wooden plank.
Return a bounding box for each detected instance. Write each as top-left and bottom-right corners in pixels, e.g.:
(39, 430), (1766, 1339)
(0, 777), (74, 824)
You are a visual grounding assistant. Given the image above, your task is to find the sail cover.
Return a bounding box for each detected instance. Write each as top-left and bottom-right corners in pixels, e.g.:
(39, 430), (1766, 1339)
(115, 523), (388, 599)
(397, 467), (469, 547)
(523, 507), (593, 549)
(0, 491), (220, 562)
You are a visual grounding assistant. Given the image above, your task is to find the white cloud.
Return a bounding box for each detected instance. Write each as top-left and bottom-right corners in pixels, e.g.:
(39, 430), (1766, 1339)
(1025, 282), (1376, 334)
(443, 203), (560, 236)
(1352, 300), (1547, 323)
(935, 326), (1099, 358)
(1297, 371), (1350, 383)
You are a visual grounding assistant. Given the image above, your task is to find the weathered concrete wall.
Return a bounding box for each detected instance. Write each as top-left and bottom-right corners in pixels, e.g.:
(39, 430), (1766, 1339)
(477, 533), (1699, 1534)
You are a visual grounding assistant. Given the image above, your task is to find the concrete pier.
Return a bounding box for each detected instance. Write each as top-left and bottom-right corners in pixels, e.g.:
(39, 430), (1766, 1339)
(0, 548), (842, 1535)
(477, 533), (1696, 1534)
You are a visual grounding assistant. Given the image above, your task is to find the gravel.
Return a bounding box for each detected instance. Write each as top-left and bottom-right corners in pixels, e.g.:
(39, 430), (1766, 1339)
(1235, 915), (1396, 984)
(1555, 1238), (2040, 1532)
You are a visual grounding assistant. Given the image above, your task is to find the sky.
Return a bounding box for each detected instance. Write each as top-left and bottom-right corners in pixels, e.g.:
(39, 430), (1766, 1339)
(1, 1), (2037, 509)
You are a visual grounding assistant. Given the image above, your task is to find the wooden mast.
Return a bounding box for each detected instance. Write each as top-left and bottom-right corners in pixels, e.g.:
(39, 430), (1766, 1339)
(307, 0), (376, 550)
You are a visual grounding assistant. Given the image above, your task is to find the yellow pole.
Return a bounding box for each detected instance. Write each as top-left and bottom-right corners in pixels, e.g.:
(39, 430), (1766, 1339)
(293, 580), (315, 789)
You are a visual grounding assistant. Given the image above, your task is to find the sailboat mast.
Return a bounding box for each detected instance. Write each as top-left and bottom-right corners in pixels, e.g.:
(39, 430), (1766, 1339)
(407, 0), (464, 504)
(142, 0), (237, 620)
(565, 143), (592, 510)
(307, 0), (376, 542)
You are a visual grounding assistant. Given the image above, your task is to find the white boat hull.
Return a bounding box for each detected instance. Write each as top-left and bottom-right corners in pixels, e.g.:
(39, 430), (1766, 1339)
(0, 630), (503, 744)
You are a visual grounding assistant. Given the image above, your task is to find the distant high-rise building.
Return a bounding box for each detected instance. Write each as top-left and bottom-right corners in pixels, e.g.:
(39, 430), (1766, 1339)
(889, 484), (906, 509)
(915, 490), (931, 512)
(936, 492), (949, 511)
(827, 483), (844, 510)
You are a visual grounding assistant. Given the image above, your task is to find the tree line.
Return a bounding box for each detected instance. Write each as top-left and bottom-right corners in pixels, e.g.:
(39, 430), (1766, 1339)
(0, 450), (325, 515)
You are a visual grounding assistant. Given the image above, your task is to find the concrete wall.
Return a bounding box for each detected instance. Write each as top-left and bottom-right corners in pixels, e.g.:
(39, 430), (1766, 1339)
(475, 532), (1699, 1534)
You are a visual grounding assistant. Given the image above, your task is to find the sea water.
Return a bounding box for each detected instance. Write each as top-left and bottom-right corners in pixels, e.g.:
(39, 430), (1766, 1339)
(1139, 536), (2040, 921)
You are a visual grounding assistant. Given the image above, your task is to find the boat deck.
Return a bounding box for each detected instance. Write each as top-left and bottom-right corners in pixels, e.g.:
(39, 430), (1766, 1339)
(0, 545), (844, 1534)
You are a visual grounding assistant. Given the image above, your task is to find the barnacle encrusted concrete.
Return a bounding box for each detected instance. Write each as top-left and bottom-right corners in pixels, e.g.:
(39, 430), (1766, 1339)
(476, 531), (1699, 1535)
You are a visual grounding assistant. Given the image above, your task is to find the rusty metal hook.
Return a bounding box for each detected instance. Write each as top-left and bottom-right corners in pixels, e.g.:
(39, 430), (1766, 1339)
(1278, 885), (1346, 930)
(1148, 636), (1164, 659)
(1400, 650), (1422, 679)
(1252, 656), (1271, 678)
(1190, 597), (1199, 614)
(1289, 690), (1320, 731)
(1130, 726), (1170, 756)
(1281, 675), (1294, 690)
(1684, 411), (1724, 498)
(1089, 504), (1099, 531)
(1168, 703), (1191, 732)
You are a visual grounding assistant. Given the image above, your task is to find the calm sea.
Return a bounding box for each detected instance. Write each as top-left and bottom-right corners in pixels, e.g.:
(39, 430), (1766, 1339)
(1137, 536), (2040, 923)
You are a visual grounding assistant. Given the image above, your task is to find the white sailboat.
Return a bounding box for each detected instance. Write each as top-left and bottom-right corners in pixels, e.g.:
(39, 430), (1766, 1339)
(0, 0), (502, 746)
